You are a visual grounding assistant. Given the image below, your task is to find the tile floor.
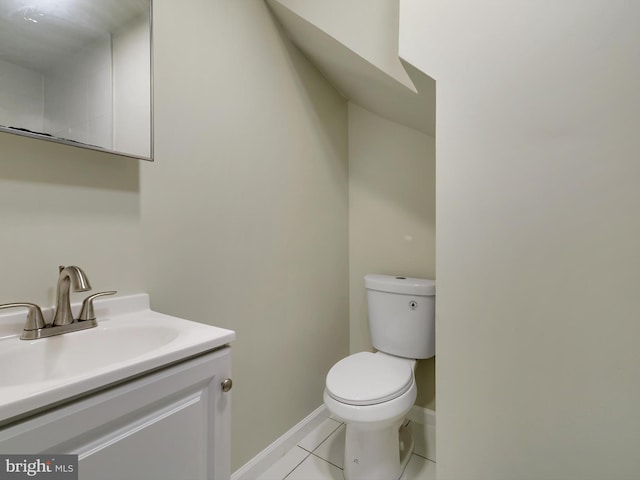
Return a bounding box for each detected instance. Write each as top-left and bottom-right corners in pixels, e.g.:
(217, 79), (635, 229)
(256, 417), (436, 480)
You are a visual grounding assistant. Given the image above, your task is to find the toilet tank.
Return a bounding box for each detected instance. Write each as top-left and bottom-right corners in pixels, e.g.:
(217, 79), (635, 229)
(365, 274), (436, 359)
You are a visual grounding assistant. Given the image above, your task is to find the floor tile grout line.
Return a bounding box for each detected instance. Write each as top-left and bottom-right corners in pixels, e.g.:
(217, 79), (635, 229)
(281, 448), (312, 480)
(297, 420), (343, 454)
(280, 451), (434, 480)
(285, 420), (344, 478)
(309, 431), (344, 465)
(277, 429), (436, 480)
(310, 452), (344, 471)
(411, 451), (436, 464)
(306, 422), (344, 455)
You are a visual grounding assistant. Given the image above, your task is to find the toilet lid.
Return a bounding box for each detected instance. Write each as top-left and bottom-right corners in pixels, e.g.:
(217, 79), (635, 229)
(325, 352), (413, 406)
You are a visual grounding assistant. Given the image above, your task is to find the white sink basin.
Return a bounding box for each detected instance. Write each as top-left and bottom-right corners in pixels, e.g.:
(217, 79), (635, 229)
(0, 294), (235, 424)
(0, 324), (179, 386)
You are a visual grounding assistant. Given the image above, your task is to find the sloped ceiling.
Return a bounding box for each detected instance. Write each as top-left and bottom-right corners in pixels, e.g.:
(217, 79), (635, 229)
(266, 0), (435, 136)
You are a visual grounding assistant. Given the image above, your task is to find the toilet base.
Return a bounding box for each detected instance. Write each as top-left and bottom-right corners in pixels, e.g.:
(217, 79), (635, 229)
(343, 420), (414, 480)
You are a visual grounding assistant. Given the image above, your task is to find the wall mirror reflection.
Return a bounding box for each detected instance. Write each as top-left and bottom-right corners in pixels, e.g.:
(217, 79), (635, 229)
(0, 0), (152, 160)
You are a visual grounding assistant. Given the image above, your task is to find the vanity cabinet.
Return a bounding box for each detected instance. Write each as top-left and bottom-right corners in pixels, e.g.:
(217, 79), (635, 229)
(0, 347), (232, 480)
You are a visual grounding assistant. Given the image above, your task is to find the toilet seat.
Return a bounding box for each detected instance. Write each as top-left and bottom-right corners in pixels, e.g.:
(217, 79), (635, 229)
(325, 352), (413, 406)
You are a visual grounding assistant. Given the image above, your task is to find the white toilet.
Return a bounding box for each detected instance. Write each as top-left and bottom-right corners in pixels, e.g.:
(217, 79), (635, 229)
(323, 274), (435, 480)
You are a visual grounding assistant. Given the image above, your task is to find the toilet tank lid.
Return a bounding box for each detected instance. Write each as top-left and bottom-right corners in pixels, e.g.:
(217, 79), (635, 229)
(365, 274), (435, 296)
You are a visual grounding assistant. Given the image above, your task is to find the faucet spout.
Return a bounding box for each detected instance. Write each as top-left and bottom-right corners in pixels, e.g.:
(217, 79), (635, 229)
(52, 265), (92, 326)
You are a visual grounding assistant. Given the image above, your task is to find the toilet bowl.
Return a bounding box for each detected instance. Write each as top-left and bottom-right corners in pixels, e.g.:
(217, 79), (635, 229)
(324, 275), (435, 480)
(324, 352), (417, 480)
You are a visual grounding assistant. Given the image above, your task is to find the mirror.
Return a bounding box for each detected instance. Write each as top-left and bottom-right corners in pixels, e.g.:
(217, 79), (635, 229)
(0, 0), (152, 160)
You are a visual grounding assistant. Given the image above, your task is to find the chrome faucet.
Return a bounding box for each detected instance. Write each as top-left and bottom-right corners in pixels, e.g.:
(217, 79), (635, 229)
(52, 265), (92, 326)
(0, 266), (116, 340)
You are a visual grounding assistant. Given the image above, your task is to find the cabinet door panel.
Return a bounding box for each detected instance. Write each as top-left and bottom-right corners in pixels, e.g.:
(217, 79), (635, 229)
(79, 391), (208, 480)
(0, 348), (232, 480)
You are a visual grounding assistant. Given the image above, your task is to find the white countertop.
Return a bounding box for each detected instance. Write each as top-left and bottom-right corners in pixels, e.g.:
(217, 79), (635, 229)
(0, 294), (235, 425)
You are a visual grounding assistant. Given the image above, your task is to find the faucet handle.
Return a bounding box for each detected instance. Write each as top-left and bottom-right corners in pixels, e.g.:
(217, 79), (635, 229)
(78, 291), (117, 321)
(0, 303), (46, 331)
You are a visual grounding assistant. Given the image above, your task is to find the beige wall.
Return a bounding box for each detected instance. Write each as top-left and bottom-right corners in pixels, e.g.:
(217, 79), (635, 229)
(0, 0), (349, 472)
(144, 0), (349, 470)
(348, 102), (435, 409)
(0, 132), (143, 305)
(400, 0), (640, 478)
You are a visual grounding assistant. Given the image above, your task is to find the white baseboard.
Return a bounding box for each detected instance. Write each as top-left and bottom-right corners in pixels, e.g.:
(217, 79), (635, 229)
(231, 405), (329, 480)
(407, 405), (436, 427)
(232, 404), (436, 479)
(407, 405), (436, 462)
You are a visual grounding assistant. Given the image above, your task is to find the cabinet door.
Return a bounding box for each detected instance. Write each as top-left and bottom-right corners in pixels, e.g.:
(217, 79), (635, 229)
(0, 348), (232, 480)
